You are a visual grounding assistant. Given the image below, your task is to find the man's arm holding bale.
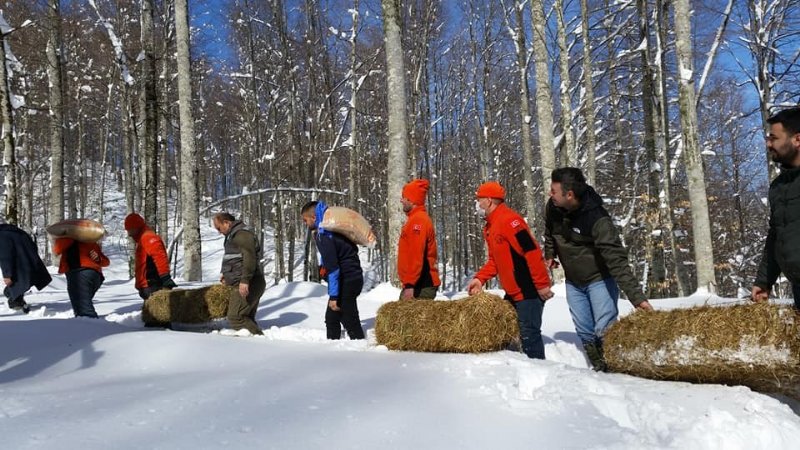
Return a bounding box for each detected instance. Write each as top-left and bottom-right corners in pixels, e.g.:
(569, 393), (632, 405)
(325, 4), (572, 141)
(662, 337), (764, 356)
(592, 218), (652, 311)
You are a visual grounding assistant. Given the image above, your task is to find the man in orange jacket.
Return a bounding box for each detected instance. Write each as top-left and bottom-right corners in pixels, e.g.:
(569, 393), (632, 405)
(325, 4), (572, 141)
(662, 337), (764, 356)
(124, 213), (176, 300)
(53, 237), (110, 318)
(398, 179), (441, 299)
(467, 181), (554, 360)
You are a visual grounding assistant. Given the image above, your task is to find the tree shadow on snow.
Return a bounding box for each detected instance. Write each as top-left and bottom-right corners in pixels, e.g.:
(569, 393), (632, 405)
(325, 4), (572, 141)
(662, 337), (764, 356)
(260, 312), (308, 328)
(0, 319), (128, 384)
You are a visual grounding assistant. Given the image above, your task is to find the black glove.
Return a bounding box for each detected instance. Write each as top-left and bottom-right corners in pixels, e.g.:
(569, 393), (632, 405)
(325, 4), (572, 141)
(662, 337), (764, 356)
(159, 274), (177, 289)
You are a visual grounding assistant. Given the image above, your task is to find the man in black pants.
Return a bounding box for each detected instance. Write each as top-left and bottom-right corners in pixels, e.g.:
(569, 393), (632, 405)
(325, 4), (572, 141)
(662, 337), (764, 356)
(301, 200), (365, 340)
(0, 223), (52, 313)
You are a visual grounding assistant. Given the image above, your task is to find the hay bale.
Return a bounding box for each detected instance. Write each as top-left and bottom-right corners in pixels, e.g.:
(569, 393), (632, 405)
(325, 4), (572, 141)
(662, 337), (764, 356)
(604, 303), (800, 398)
(141, 284), (237, 325)
(375, 292), (519, 353)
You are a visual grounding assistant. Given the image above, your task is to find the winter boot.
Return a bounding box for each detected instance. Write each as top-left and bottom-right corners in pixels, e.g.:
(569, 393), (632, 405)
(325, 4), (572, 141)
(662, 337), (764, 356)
(8, 296), (30, 314)
(583, 341), (608, 372)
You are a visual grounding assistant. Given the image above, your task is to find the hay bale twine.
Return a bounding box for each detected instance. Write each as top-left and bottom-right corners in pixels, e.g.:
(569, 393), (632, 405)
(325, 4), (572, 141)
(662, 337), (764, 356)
(141, 284), (237, 325)
(604, 303), (800, 398)
(374, 292), (519, 353)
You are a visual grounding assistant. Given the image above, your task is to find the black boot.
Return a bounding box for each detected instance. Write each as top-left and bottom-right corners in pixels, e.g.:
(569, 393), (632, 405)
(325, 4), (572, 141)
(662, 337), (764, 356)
(8, 296), (30, 314)
(583, 341), (608, 372)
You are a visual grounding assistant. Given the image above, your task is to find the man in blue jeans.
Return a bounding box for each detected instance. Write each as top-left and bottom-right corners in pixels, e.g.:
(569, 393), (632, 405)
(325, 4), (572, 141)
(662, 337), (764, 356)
(752, 107), (800, 311)
(544, 168), (653, 371)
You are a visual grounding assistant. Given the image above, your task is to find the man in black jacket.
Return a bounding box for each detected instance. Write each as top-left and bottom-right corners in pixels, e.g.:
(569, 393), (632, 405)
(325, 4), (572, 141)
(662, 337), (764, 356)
(544, 167), (652, 371)
(0, 223), (52, 313)
(752, 107), (800, 311)
(301, 200), (364, 340)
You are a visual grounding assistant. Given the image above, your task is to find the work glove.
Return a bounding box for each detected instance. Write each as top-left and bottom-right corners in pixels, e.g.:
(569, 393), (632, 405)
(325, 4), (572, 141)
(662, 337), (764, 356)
(159, 274), (177, 289)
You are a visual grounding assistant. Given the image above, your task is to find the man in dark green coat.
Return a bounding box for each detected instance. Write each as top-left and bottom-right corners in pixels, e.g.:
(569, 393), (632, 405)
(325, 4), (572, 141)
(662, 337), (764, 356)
(544, 167), (653, 371)
(752, 107), (800, 311)
(213, 212), (266, 335)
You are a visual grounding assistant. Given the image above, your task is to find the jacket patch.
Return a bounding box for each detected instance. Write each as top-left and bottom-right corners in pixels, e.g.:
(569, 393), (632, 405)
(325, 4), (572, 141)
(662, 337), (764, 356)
(413, 224), (422, 234)
(510, 219), (522, 229)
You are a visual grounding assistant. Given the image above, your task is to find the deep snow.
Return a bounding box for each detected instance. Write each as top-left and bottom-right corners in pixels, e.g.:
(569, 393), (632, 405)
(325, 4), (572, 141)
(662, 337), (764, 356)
(1, 220), (799, 450)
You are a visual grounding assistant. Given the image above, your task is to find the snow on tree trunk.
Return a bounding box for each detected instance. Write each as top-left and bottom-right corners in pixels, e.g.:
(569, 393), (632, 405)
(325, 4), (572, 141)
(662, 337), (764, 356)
(555, 0), (575, 166)
(175, 0), (202, 281)
(349, 0), (360, 209)
(46, 0), (65, 228)
(530, 0), (556, 225)
(141, 0), (159, 225)
(579, 0), (597, 184)
(0, 24), (17, 224)
(673, 0), (716, 294)
(508, 2), (536, 227)
(382, 0), (408, 285)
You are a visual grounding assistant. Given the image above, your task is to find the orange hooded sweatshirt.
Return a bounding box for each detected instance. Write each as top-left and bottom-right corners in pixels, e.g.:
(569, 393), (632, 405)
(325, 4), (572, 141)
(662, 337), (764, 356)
(398, 205), (441, 289)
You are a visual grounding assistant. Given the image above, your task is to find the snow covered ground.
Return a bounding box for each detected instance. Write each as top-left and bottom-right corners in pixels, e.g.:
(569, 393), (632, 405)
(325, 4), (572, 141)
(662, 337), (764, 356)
(2, 220), (799, 449)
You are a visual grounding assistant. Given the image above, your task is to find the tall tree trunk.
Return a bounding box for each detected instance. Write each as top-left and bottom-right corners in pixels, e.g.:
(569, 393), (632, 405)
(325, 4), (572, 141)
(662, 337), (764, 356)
(555, 0), (575, 165)
(141, 0), (159, 223)
(0, 26), (18, 224)
(530, 0), (556, 225)
(636, 0), (666, 298)
(348, 0), (360, 208)
(382, 0), (408, 285)
(673, 0), (716, 294)
(175, 0), (202, 281)
(47, 0), (65, 228)
(579, 0), (597, 183)
(508, 2), (537, 227)
(653, 0), (686, 296)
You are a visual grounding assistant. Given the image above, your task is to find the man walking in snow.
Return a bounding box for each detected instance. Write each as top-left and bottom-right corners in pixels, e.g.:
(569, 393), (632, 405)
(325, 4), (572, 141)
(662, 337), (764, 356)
(124, 213), (177, 300)
(0, 223), (52, 314)
(467, 181), (554, 360)
(301, 200), (365, 340)
(752, 107), (800, 311)
(53, 237), (110, 318)
(397, 179), (441, 300)
(544, 167), (653, 371)
(213, 212), (265, 335)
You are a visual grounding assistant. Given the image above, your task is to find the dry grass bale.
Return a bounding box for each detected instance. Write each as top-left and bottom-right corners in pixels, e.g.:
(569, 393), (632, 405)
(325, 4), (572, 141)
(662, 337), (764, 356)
(141, 284), (237, 325)
(375, 292), (519, 353)
(604, 302), (800, 398)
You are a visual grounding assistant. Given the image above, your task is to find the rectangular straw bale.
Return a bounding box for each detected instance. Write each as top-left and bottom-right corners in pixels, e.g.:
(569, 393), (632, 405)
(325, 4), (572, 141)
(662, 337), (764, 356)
(375, 292), (519, 353)
(141, 284), (237, 325)
(604, 303), (800, 398)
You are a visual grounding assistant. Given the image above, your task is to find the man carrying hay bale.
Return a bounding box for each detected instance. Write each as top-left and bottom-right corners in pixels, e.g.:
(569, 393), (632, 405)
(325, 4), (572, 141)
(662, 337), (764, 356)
(752, 107), (800, 312)
(124, 213), (177, 300)
(467, 181), (554, 360)
(545, 167), (653, 371)
(398, 179), (441, 300)
(213, 212), (266, 335)
(301, 201), (365, 340)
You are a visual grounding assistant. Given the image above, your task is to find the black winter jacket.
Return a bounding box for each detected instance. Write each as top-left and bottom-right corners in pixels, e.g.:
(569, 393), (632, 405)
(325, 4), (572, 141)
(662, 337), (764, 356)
(755, 166), (800, 288)
(544, 187), (646, 305)
(0, 224), (52, 300)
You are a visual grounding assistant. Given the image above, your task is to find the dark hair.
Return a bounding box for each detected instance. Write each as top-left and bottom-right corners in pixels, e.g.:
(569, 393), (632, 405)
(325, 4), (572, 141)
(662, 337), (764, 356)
(212, 212), (236, 223)
(767, 107), (800, 135)
(301, 201), (318, 214)
(551, 167), (588, 197)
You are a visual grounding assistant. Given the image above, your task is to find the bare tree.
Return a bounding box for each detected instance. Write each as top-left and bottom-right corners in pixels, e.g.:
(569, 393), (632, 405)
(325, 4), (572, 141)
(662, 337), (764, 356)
(46, 0), (65, 228)
(674, 0), (717, 293)
(175, 0), (202, 281)
(382, 0), (408, 284)
(0, 14), (19, 224)
(579, 0), (597, 182)
(530, 0), (556, 216)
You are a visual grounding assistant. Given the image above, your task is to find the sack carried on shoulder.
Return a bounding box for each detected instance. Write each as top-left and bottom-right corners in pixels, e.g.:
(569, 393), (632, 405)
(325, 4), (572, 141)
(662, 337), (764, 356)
(320, 207), (377, 248)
